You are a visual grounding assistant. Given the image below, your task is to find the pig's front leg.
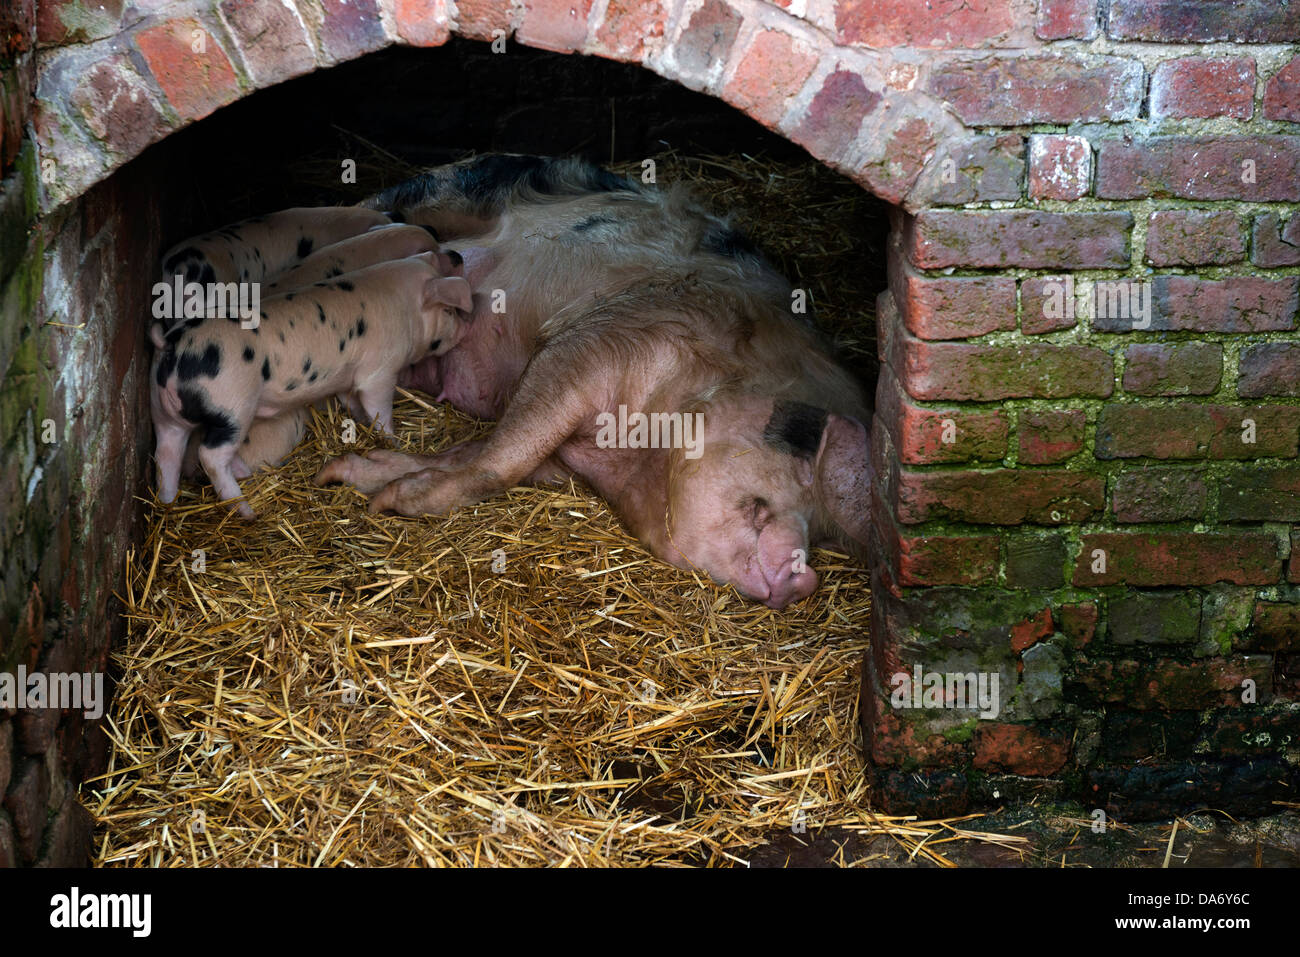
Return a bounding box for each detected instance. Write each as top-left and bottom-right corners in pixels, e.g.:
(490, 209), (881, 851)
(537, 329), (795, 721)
(354, 372), (398, 437)
(366, 348), (598, 517)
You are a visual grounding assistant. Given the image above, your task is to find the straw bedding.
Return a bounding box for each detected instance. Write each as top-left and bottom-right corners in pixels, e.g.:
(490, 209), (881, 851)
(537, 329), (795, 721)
(88, 154), (1016, 866)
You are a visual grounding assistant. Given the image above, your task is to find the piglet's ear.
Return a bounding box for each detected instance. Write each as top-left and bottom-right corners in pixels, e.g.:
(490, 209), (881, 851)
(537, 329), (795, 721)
(424, 275), (473, 314)
(814, 413), (870, 549)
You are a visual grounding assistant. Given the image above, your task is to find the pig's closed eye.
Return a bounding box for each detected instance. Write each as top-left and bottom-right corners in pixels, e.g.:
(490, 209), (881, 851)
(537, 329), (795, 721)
(747, 497), (771, 529)
(428, 339), (442, 352)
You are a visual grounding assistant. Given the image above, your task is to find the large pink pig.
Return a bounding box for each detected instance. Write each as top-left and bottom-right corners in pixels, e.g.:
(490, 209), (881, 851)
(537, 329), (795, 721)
(317, 155), (871, 609)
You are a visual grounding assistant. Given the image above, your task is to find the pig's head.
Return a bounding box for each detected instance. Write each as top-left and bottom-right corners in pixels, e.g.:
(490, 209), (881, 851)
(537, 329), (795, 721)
(413, 255), (473, 357)
(661, 393), (871, 609)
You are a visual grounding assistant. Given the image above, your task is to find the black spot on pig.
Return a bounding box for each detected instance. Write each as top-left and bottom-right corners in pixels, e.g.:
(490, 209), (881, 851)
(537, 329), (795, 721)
(445, 249), (463, 267)
(428, 339), (441, 352)
(286, 380), (298, 392)
(179, 386), (238, 448)
(243, 346), (255, 362)
(762, 401), (827, 460)
(309, 371), (318, 383)
(316, 304), (327, 324)
(278, 331), (285, 342)
(261, 358), (271, 381)
(326, 267), (343, 278)
(302, 358), (312, 373)
(338, 339), (346, 351)
(336, 280), (355, 292)
(419, 224), (440, 241)
(573, 215), (616, 233)
(178, 344), (222, 380)
(701, 225), (761, 262)
(297, 237), (314, 259)
(355, 317), (367, 337)
(285, 293), (296, 301)
(155, 347), (177, 387)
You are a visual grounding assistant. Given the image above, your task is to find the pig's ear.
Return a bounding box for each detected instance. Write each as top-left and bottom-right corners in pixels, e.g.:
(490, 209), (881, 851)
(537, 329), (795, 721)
(424, 275), (473, 314)
(814, 413), (870, 548)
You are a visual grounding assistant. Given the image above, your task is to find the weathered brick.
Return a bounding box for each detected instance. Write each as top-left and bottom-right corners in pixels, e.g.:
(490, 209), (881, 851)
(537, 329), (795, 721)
(1239, 342), (1300, 398)
(592, 0), (666, 62)
(674, 0), (740, 79)
(1005, 535), (1067, 588)
(972, 723), (1071, 775)
(1109, 591), (1200, 645)
(1027, 133), (1091, 201)
(37, 0), (122, 45)
(1203, 708), (1300, 756)
(1017, 409), (1085, 466)
(1264, 55), (1300, 123)
(1095, 403), (1299, 460)
(907, 133), (1024, 206)
(135, 18), (242, 123)
(1109, 0), (1300, 43)
(68, 55), (168, 161)
(836, 0), (1018, 47)
(927, 55), (1143, 125)
(1252, 602), (1300, 652)
(891, 259), (1016, 340)
(863, 687), (967, 768)
(1075, 532), (1282, 586)
(791, 69), (878, 163)
(315, 0), (387, 63)
(1010, 608), (1054, 653)
(1292, 529), (1300, 584)
(1021, 276), (1077, 335)
(1057, 601), (1098, 647)
(890, 337), (1114, 401)
(1144, 210), (1244, 266)
(519, 0), (593, 53)
(1149, 57), (1256, 120)
(721, 29), (817, 127)
(907, 210), (1132, 270)
(1122, 342), (1222, 396)
(1220, 467), (1300, 523)
(220, 0), (318, 81)
(34, 791), (93, 867)
(897, 468), (1104, 525)
(1071, 655), (1272, 709)
(875, 365), (1008, 464)
(1251, 213), (1300, 268)
(3, 757), (48, 864)
(1093, 276), (1298, 334)
(1096, 136), (1300, 202)
(1036, 0), (1097, 40)
(1112, 468), (1207, 523)
(0, 810), (13, 869)
(455, 0), (514, 41)
(881, 522), (1001, 587)
(1101, 710), (1201, 761)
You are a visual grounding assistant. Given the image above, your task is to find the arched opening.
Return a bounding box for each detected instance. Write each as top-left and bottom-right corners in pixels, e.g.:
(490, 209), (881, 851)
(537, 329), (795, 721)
(78, 39), (889, 866)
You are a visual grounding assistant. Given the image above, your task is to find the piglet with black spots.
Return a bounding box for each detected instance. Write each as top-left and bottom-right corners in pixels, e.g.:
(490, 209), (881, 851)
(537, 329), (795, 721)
(150, 254), (472, 518)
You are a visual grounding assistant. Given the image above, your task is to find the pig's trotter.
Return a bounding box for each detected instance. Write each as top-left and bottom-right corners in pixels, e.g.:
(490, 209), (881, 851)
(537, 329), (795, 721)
(197, 443), (255, 519)
(313, 448), (442, 493)
(368, 465), (499, 517)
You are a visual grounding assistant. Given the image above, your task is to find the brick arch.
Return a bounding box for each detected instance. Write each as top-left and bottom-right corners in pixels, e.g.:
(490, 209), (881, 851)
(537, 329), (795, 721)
(32, 0), (1000, 210)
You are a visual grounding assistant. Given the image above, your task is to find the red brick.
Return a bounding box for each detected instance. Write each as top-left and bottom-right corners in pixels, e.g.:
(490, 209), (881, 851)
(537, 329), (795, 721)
(883, 522), (1000, 586)
(1109, 0), (1300, 43)
(68, 55), (168, 160)
(1093, 276), (1298, 334)
(220, 0), (317, 83)
(836, 0), (1017, 48)
(896, 467), (1104, 525)
(1122, 342), (1222, 396)
(592, 0), (666, 61)
(1096, 136), (1300, 202)
(1149, 57), (1256, 120)
(791, 69), (879, 163)
(316, 0), (387, 62)
(906, 210), (1132, 270)
(1251, 213), (1300, 268)
(888, 335), (1115, 401)
(1264, 55), (1300, 123)
(1074, 532), (1282, 586)
(721, 29), (817, 127)
(37, 0), (121, 45)
(674, 0), (741, 78)
(973, 723), (1071, 775)
(1095, 403), (1298, 460)
(927, 55), (1143, 125)
(135, 18), (241, 123)
(1036, 0), (1096, 40)
(456, 0), (514, 41)
(1021, 277), (1077, 335)
(1112, 468), (1207, 523)
(1028, 133), (1091, 201)
(909, 133), (1024, 206)
(1018, 409), (1086, 465)
(390, 0), (450, 45)
(875, 365), (1008, 465)
(519, 0), (593, 52)
(1011, 607), (1054, 653)
(1239, 343), (1300, 399)
(1057, 602), (1097, 647)
(1220, 467), (1300, 523)
(864, 690), (969, 768)
(1072, 655), (1273, 709)
(891, 263), (1016, 341)
(861, 113), (938, 208)
(1145, 210), (1244, 266)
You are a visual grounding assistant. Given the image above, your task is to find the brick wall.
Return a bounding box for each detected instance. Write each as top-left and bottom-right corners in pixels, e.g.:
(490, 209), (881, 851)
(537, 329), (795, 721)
(3, 0), (1299, 864)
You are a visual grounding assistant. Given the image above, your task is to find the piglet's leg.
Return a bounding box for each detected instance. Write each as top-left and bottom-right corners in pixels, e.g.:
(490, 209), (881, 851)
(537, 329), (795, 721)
(355, 373), (398, 437)
(367, 347), (595, 517)
(155, 422), (191, 504)
(197, 442), (256, 519)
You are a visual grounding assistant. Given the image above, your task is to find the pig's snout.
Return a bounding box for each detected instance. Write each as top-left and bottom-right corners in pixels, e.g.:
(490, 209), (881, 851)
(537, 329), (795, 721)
(761, 555), (819, 609)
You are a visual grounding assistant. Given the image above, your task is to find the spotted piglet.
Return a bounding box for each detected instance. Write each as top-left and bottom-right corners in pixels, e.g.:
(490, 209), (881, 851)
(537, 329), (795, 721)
(160, 206), (393, 285)
(263, 223), (460, 294)
(151, 254), (472, 517)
